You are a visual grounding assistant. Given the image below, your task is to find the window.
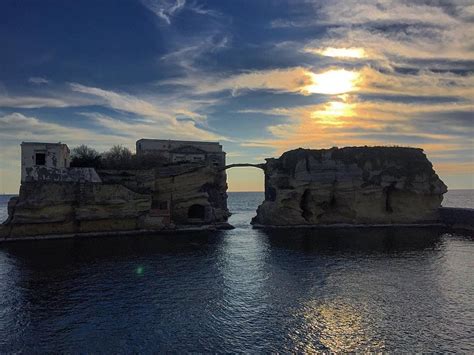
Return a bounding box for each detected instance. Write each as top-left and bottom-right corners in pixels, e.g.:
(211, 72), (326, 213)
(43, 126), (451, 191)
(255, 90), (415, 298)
(35, 153), (46, 166)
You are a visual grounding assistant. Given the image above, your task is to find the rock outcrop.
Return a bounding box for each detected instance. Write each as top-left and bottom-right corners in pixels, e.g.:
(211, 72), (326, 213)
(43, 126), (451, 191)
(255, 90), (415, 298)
(252, 147), (447, 226)
(0, 164), (230, 240)
(0, 146), (450, 240)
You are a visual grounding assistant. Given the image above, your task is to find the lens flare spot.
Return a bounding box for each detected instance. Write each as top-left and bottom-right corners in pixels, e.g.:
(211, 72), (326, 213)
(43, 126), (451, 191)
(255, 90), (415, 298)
(136, 266), (144, 276)
(305, 69), (360, 95)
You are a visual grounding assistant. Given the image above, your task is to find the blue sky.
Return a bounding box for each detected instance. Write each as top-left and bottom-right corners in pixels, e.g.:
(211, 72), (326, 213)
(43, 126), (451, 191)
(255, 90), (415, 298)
(0, 0), (473, 192)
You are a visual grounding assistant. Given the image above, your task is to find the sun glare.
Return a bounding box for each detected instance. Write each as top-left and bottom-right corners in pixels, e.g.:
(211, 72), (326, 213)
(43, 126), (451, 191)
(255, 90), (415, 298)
(311, 101), (355, 126)
(305, 69), (360, 95)
(315, 47), (367, 59)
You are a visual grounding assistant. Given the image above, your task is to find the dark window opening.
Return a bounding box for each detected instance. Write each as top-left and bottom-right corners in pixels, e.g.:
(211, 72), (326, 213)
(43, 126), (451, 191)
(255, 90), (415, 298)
(188, 204), (205, 219)
(35, 153), (46, 166)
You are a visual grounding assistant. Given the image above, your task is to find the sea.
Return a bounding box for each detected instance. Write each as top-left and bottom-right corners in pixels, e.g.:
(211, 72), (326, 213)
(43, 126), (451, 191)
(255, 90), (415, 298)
(0, 191), (473, 352)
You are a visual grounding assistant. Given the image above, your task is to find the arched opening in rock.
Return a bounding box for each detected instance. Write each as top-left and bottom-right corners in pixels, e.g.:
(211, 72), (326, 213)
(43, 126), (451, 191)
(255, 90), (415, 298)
(188, 204), (206, 220)
(223, 165), (266, 223)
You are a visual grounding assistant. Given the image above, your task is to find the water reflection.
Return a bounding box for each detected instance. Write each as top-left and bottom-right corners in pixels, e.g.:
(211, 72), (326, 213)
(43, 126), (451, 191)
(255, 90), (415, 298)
(0, 218), (472, 352)
(259, 227), (444, 254)
(257, 227), (449, 352)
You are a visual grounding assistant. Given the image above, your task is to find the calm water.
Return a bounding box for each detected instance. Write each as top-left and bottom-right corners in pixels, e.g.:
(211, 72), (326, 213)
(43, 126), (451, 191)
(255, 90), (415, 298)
(0, 192), (473, 352)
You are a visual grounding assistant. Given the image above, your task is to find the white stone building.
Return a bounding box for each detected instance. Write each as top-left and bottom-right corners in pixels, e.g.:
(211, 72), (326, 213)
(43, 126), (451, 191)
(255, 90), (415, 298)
(21, 142), (70, 181)
(136, 139), (226, 167)
(20, 142), (101, 183)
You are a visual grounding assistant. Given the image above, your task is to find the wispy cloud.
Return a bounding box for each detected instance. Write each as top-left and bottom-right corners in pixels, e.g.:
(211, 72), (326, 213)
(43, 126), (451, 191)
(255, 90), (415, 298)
(0, 94), (94, 108)
(28, 77), (50, 85)
(141, 0), (186, 24)
(70, 83), (223, 140)
(141, 0), (220, 25)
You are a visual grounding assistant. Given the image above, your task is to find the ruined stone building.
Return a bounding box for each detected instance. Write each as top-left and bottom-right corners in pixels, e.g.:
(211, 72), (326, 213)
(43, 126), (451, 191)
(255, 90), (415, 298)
(21, 142), (71, 181)
(136, 139), (226, 167)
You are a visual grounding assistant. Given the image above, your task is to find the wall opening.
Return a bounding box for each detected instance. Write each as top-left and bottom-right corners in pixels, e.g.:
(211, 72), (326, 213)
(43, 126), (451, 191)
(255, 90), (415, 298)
(226, 167), (264, 192)
(188, 204), (206, 220)
(35, 153), (46, 166)
(224, 165), (266, 224)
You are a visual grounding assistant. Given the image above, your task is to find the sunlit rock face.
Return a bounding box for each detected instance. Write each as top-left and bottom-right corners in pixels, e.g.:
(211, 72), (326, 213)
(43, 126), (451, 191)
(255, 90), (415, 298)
(252, 147), (447, 226)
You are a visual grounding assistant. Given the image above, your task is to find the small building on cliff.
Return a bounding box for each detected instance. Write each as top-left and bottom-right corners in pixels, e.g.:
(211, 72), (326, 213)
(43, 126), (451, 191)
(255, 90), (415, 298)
(21, 142), (71, 182)
(136, 139), (226, 167)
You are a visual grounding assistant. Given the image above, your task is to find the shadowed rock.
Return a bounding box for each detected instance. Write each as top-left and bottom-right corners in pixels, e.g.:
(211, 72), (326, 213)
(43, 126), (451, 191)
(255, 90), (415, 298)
(251, 147), (447, 226)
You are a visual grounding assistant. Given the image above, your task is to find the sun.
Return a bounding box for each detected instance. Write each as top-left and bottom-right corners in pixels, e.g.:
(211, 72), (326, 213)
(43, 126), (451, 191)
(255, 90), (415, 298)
(304, 69), (360, 95)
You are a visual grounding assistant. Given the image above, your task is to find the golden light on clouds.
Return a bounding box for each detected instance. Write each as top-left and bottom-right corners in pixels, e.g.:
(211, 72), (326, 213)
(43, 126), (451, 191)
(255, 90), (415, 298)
(311, 101), (355, 126)
(308, 47), (367, 59)
(304, 69), (360, 95)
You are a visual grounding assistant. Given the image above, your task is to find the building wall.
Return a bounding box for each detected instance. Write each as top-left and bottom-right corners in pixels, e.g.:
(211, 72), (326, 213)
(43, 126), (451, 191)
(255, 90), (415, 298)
(21, 143), (71, 182)
(136, 139), (226, 167)
(23, 167), (102, 183)
(136, 139), (223, 154)
(170, 153), (206, 163)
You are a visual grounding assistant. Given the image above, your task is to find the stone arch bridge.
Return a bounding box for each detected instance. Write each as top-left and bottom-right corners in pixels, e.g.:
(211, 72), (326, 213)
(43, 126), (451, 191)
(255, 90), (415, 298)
(220, 163), (266, 171)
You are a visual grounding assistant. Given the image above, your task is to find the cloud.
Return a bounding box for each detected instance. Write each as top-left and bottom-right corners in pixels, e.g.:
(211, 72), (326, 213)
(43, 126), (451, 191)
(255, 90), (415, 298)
(165, 67), (314, 95)
(141, 0), (186, 24)
(160, 34), (229, 73)
(70, 83), (223, 140)
(285, 1), (474, 63)
(141, 0), (219, 25)
(28, 77), (50, 85)
(0, 112), (124, 147)
(0, 95), (93, 108)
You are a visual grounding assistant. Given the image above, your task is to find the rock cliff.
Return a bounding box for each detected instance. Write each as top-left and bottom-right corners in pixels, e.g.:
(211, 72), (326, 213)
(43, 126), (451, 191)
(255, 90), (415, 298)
(0, 164), (230, 240)
(252, 147), (447, 226)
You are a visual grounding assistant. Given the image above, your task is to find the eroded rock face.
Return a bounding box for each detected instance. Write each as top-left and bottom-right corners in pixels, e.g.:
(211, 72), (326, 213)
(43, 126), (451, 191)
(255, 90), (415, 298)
(252, 147), (447, 226)
(1, 164), (229, 239)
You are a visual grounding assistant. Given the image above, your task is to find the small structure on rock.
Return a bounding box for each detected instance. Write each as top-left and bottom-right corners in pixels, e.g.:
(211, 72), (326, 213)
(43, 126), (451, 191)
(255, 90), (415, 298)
(136, 139), (226, 167)
(21, 142), (70, 181)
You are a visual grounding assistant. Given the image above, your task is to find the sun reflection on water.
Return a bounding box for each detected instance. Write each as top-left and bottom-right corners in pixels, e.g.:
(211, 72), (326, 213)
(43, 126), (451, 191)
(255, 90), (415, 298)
(288, 299), (385, 352)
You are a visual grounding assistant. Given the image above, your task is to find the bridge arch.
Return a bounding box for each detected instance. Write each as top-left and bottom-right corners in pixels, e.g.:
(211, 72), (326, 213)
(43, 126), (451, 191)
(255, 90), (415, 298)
(220, 163), (266, 171)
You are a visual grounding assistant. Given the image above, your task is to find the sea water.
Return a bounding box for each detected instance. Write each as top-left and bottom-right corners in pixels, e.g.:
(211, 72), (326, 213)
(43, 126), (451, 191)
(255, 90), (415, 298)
(0, 191), (473, 352)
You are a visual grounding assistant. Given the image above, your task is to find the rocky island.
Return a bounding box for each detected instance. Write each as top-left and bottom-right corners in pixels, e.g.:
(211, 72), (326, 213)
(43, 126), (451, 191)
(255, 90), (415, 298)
(0, 140), (457, 242)
(252, 147), (447, 226)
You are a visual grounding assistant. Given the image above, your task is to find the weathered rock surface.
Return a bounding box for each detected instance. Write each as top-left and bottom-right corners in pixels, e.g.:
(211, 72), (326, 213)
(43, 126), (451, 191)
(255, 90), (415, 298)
(252, 147), (447, 226)
(1, 164), (229, 240)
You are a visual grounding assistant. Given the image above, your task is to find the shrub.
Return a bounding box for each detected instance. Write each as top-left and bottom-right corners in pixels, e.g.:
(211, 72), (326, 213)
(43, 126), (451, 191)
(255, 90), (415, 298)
(101, 145), (133, 169)
(70, 145), (102, 168)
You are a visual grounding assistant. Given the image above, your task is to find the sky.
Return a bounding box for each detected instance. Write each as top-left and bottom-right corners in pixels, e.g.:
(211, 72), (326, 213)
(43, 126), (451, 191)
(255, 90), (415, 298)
(0, 0), (473, 192)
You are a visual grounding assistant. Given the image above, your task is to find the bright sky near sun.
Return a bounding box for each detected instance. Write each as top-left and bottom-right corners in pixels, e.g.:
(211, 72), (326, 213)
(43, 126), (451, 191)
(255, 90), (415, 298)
(0, 0), (473, 192)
